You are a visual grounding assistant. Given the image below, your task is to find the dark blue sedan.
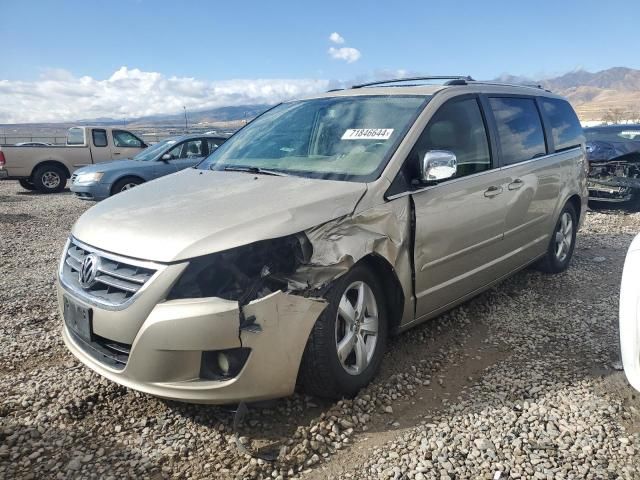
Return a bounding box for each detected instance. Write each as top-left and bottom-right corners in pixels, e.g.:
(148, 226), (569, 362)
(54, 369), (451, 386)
(70, 134), (228, 200)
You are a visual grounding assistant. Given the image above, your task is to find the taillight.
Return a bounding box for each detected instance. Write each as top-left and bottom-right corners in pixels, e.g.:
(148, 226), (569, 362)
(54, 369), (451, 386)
(0, 151), (5, 168)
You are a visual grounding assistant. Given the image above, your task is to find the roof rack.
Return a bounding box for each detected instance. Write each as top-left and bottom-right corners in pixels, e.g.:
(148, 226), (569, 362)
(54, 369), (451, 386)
(351, 76), (475, 89)
(468, 80), (550, 92)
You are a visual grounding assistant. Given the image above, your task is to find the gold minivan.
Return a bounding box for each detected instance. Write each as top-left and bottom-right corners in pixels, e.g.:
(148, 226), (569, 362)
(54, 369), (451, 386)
(57, 77), (587, 403)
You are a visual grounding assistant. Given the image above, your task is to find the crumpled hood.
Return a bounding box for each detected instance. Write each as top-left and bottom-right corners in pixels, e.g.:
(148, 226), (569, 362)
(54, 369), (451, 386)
(72, 168), (367, 262)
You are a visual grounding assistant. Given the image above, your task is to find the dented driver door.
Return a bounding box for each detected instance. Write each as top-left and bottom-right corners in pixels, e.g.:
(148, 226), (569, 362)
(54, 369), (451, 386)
(412, 170), (510, 318)
(407, 95), (512, 319)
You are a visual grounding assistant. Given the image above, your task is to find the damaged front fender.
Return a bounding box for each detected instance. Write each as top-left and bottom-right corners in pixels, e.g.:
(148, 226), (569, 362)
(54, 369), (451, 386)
(240, 291), (327, 398)
(288, 198), (414, 325)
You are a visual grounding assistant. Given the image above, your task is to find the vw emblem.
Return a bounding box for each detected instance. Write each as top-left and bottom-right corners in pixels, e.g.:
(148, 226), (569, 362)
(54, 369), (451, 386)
(79, 253), (100, 289)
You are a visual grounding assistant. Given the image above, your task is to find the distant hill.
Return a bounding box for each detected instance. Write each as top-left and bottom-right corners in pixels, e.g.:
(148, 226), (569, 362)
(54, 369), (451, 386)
(496, 67), (640, 121)
(128, 104), (272, 126)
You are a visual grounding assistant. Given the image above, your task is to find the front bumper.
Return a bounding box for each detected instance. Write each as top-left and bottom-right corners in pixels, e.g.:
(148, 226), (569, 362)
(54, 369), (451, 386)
(620, 240), (640, 393)
(58, 280), (326, 404)
(70, 181), (111, 201)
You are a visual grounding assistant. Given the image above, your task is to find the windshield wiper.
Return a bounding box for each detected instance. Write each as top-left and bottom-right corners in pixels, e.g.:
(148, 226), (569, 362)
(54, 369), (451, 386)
(220, 165), (289, 177)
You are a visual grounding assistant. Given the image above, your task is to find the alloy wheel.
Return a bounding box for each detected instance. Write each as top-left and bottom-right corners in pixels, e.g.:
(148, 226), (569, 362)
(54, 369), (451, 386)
(554, 212), (573, 262)
(335, 281), (379, 375)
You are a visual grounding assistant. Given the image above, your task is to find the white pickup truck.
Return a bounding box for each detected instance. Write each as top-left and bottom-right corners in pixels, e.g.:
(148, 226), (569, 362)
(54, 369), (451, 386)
(0, 126), (148, 193)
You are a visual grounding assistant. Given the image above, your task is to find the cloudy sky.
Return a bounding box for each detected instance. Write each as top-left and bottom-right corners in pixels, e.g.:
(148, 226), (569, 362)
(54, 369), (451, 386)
(2, 0), (638, 123)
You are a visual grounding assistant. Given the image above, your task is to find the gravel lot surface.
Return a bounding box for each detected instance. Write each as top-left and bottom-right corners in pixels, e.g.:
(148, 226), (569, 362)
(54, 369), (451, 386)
(1, 180), (640, 479)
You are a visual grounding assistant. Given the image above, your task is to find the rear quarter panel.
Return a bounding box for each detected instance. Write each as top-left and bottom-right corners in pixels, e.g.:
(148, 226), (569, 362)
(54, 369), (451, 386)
(553, 146), (588, 229)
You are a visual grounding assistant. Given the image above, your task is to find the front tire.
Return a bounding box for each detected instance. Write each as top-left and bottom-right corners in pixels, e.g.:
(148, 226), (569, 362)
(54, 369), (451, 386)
(299, 264), (388, 398)
(111, 177), (143, 195)
(32, 164), (66, 193)
(18, 179), (36, 191)
(536, 202), (578, 273)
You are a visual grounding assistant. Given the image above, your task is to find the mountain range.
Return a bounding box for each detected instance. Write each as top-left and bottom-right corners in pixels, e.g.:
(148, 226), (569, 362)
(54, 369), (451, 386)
(135, 67), (640, 124)
(537, 67), (640, 120)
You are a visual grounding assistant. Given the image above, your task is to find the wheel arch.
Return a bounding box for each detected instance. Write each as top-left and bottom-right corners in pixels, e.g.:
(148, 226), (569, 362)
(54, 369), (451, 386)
(355, 253), (405, 335)
(110, 175), (145, 195)
(566, 193), (582, 223)
(31, 160), (70, 179)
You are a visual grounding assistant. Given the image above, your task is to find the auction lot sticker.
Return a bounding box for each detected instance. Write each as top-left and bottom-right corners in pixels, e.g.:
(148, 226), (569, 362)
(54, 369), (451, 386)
(342, 128), (394, 140)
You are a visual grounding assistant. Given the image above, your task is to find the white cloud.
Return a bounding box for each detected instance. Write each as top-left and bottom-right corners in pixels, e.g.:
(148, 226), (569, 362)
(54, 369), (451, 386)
(328, 47), (361, 64)
(329, 32), (345, 44)
(0, 66), (330, 123)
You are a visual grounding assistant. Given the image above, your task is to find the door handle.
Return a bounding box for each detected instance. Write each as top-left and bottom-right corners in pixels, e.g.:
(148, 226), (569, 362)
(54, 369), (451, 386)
(508, 179), (524, 190)
(484, 186), (503, 198)
(113, 152), (121, 155)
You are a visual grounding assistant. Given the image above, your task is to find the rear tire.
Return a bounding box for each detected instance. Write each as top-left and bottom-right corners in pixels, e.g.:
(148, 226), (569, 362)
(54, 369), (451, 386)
(299, 264), (388, 399)
(32, 164), (66, 193)
(111, 177), (143, 195)
(18, 179), (36, 191)
(536, 202), (578, 274)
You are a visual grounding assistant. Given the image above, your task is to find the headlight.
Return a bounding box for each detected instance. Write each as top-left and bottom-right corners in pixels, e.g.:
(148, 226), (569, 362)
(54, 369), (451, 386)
(74, 172), (104, 183)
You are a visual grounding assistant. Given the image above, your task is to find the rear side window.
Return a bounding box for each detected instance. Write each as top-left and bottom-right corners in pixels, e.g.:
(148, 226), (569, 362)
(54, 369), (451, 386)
(92, 129), (108, 148)
(67, 127), (85, 145)
(489, 97), (547, 166)
(540, 98), (583, 152)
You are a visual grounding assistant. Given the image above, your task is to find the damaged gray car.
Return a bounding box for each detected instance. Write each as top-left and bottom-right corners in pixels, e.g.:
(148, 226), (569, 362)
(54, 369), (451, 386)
(585, 124), (640, 202)
(57, 77), (587, 403)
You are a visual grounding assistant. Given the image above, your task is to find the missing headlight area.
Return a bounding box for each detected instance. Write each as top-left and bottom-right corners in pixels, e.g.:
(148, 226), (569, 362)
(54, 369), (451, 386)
(167, 233), (313, 304)
(588, 154), (640, 202)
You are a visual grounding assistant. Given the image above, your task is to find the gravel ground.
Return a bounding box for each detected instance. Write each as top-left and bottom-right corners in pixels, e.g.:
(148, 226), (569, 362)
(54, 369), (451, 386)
(1, 180), (640, 480)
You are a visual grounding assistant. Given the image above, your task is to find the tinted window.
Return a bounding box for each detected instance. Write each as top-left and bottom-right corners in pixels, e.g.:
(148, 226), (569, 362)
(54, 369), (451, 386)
(166, 140), (203, 159)
(392, 97), (491, 191)
(92, 129), (108, 148)
(489, 97), (546, 165)
(207, 138), (225, 153)
(113, 130), (143, 148)
(540, 98), (583, 151)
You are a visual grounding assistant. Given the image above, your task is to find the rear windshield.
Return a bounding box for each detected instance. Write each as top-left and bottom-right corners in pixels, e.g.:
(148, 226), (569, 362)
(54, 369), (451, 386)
(198, 95), (430, 182)
(67, 127), (85, 145)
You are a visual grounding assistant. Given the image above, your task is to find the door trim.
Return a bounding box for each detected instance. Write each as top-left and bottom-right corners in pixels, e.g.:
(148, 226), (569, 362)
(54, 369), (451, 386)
(415, 233), (547, 302)
(419, 232), (503, 271)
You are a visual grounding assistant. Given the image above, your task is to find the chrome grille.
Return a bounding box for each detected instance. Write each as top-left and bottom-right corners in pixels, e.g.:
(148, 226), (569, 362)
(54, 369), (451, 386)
(60, 239), (158, 307)
(71, 173), (78, 183)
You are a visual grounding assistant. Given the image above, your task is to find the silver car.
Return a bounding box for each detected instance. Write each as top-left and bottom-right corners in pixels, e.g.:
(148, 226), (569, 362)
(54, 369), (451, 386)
(57, 77), (587, 403)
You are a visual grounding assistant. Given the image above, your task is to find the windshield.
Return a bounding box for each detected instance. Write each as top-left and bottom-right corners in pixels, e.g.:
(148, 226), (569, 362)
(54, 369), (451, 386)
(197, 95), (429, 181)
(585, 127), (640, 143)
(133, 138), (179, 161)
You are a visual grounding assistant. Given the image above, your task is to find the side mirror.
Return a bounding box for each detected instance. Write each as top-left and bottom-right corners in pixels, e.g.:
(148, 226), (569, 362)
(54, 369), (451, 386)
(421, 150), (457, 183)
(161, 153), (172, 162)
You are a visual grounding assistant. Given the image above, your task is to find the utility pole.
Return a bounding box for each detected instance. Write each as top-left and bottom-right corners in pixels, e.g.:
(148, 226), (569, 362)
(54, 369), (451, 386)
(183, 106), (188, 133)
